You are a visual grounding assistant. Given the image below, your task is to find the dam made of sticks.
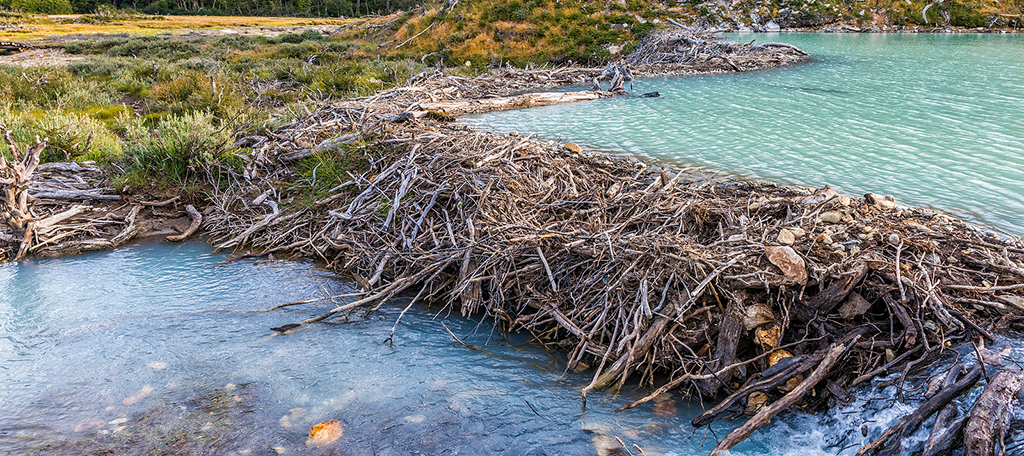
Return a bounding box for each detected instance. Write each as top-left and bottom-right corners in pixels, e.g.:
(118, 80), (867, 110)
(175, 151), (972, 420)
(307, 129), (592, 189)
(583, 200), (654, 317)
(3, 29), (1023, 455)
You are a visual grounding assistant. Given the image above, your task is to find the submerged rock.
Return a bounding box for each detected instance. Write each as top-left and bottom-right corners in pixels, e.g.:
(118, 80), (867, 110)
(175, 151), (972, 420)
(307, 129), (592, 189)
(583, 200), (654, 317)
(593, 435), (627, 456)
(123, 385), (154, 405)
(306, 419), (343, 447)
(279, 407), (306, 428)
(74, 421), (106, 433)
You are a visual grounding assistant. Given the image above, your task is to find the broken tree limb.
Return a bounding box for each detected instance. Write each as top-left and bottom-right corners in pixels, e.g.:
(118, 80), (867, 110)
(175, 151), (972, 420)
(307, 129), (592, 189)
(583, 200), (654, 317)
(801, 260), (869, 321)
(167, 205), (203, 242)
(417, 90), (610, 117)
(710, 337), (856, 455)
(691, 350), (824, 427)
(751, 42), (809, 55)
(139, 196), (181, 207)
(964, 369), (1024, 456)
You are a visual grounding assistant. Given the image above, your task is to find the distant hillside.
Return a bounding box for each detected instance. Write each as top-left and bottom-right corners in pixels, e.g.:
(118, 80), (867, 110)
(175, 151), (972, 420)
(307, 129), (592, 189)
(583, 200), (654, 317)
(332, 0), (1021, 68)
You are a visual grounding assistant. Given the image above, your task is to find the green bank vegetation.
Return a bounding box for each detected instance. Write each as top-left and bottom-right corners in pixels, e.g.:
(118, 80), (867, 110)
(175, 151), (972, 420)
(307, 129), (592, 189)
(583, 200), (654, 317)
(1, 31), (422, 192)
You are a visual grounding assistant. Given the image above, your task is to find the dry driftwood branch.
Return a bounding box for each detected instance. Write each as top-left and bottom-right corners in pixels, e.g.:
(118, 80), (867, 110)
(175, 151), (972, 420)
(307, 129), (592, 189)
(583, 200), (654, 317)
(1, 126), (47, 260)
(167, 205), (203, 242)
(964, 369), (1023, 456)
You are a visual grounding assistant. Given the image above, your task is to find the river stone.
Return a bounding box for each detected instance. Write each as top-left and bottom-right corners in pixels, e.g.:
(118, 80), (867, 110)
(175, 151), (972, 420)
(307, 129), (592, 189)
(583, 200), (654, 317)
(817, 232), (833, 244)
(743, 304), (776, 331)
(819, 211), (842, 224)
(799, 186), (839, 206)
(999, 295), (1024, 314)
(865, 193), (898, 210)
(754, 323), (782, 348)
(564, 142), (582, 153)
(777, 229), (796, 245)
(123, 385), (154, 405)
(837, 292), (872, 319)
(765, 20), (781, 31)
(306, 419), (343, 447)
(745, 392), (770, 415)
(764, 246), (807, 284)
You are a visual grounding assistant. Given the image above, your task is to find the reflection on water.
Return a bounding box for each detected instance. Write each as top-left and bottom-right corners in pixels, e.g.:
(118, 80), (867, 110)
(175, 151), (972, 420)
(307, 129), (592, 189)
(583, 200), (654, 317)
(461, 33), (1024, 236)
(2, 242), (1022, 455)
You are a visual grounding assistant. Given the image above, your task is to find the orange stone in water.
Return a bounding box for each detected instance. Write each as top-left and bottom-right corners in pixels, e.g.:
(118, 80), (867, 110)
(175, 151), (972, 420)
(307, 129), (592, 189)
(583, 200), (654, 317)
(306, 419), (343, 447)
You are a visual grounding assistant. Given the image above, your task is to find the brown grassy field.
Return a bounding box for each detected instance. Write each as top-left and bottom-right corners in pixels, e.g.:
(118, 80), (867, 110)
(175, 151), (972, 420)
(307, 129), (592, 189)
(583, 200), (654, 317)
(0, 14), (348, 42)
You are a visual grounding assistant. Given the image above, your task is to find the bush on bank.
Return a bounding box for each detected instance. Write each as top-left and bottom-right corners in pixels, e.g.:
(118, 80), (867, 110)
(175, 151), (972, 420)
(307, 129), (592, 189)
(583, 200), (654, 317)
(0, 33), (424, 191)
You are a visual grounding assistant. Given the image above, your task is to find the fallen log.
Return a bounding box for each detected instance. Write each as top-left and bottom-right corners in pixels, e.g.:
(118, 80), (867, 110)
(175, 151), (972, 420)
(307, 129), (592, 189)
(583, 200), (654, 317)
(964, 369), (1024, 456)
(697, 291), (746, 398)
(923, 363), (969, 456)
(29, 189), (121, 201)
(417, 90), (610, 116)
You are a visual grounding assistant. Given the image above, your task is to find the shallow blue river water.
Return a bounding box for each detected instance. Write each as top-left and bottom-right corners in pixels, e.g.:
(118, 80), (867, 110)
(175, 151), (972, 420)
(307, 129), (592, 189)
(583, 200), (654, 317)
(0, 241), (959, 455)
(461, 33), (1024, 236)
(1, 243), (1022, 455)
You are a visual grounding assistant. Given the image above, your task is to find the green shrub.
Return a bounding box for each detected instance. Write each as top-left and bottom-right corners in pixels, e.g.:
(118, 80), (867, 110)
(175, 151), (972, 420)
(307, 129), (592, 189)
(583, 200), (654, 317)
(106, 37), (201, 61)
(10, 0), (72, 14)
(0, 105), (122, 163)
(67, 57), (134, 77)
(116, 110), (234, 189)
(632, 21), (656, 37)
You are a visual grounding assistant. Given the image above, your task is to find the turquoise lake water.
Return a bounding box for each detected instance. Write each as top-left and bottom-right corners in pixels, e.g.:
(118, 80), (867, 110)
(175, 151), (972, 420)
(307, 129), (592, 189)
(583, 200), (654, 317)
(462, 33), (1024, 236)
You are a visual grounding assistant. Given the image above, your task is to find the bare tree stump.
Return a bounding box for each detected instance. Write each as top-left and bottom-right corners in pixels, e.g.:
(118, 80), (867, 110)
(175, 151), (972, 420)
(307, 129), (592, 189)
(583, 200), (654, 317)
(1, 125), (46, 260)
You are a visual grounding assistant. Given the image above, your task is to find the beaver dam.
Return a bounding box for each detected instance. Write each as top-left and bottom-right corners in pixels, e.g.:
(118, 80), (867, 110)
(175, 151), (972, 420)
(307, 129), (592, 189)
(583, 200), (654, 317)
(3, 30), (1024, 454)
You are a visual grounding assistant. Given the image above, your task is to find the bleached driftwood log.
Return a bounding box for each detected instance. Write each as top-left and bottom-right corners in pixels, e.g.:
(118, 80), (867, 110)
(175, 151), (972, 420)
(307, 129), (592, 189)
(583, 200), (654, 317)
(1, 125), (46, 260)
(417, 90), (608, 116)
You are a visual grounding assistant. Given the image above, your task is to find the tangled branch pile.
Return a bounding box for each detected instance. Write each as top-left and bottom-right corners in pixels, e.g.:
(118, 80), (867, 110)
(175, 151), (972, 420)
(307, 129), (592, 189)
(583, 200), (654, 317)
(625, 26), (808, 75)
(0, 126), (203, 261)
(206, 62), (1024, 453)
